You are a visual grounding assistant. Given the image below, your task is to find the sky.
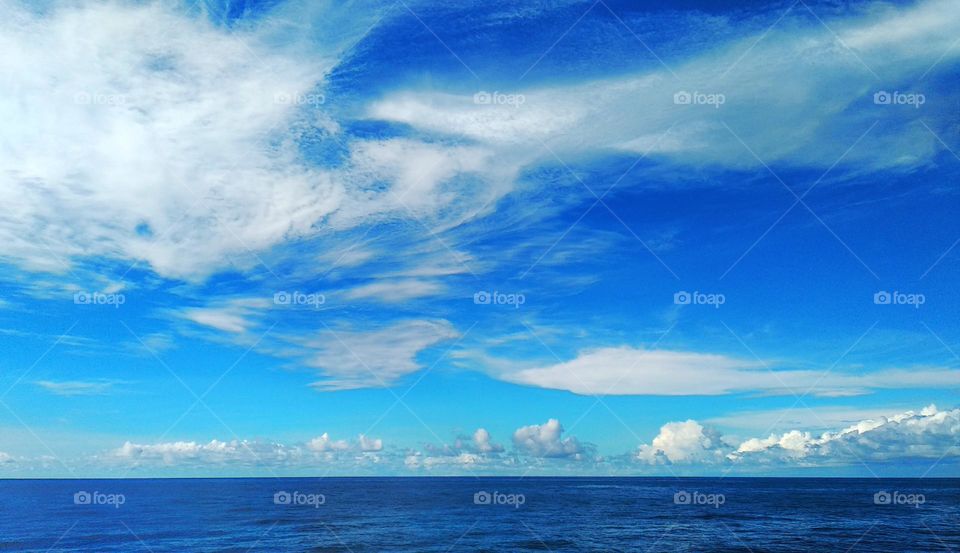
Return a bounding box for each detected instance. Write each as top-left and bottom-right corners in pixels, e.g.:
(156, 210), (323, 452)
(0, 0), (958, 477)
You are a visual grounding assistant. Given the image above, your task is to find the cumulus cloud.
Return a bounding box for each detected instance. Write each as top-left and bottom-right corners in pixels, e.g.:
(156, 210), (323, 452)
(306, 433), (349, 452)
(636, 405), (960, 466)
(637, 420), (730, 465)
(113, 432), (383, 466)
(513, 419), (587, 459)
(502, 346), (960, 396)
(358, 434), (383, 452)
(404, 427), (505, 471)
(472, 428), (504, 454)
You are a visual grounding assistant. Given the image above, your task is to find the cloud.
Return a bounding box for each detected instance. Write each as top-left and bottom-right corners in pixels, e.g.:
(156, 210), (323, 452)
(306, 433), (349, 452)
(341, 278), (445, 303)
(0, 452), (12, 464)
(113, 432), (383, 466)
(358, 434), (383, 452)
(34, 380), (118, 396)
(636, 405), (960, 465)
(0, 1), (501, 283)
(501, 346), (960, 396)
(290, 319), (460, 390)
(513, 419), (586, 459)
(368, 0), (960, 173)
(472, 428), (504, 454)
(403, 427), (505, 470)
(180, 298), (271, 334)
(637, 420), (730, 465)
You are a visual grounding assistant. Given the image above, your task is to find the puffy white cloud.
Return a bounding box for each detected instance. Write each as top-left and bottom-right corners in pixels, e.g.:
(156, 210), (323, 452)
(636, 405), (960, 466)
(513, 419), (586, 459)
(358, 434), (383, 452)
(306, 433), (349, 452)
(501, 346), (960, 396)
(731, 405), (960, 463)
(113, 432), (384, 466)
(472, 428), (504, 454)
(0, 452), (12, 464)
(637, 420), (729, 465)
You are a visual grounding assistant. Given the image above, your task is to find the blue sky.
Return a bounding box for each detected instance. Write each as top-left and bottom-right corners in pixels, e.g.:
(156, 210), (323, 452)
(0, 0), (958, 477)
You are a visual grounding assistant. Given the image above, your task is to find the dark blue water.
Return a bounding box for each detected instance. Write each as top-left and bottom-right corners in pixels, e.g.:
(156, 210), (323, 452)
(1, 478), (957, 551)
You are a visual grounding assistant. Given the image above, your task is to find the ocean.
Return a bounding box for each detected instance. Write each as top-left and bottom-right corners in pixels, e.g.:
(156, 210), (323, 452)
(1, 477), (957, 551)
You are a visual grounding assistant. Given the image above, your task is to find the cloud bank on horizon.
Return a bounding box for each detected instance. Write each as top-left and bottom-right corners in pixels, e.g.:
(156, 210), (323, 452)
(0, 0), (958, 476)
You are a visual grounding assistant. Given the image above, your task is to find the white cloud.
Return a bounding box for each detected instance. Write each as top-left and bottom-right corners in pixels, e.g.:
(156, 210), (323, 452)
(636, 420), (729, 465)
(502, 346), (960, 396)
(358, 434), (383, 452)
(0, 2), (502, 282)
(472, 428), (504, 454)
(0, 1), (346, 280)
(112, 432), (384, 466)
(513, 418), (585, 459)
(34, 380), (118, 396)
(368, 0), (960, 172)
(341, 278), (445, 303)
(180, 298), (271, 334)
(291, 319), (460, 390)
(636, 405), (960, 465)
(306, 433), (349, 452)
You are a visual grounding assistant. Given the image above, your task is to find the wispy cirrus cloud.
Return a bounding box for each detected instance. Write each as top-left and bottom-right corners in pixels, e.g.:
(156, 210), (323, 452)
(34, 380), (121, 396)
